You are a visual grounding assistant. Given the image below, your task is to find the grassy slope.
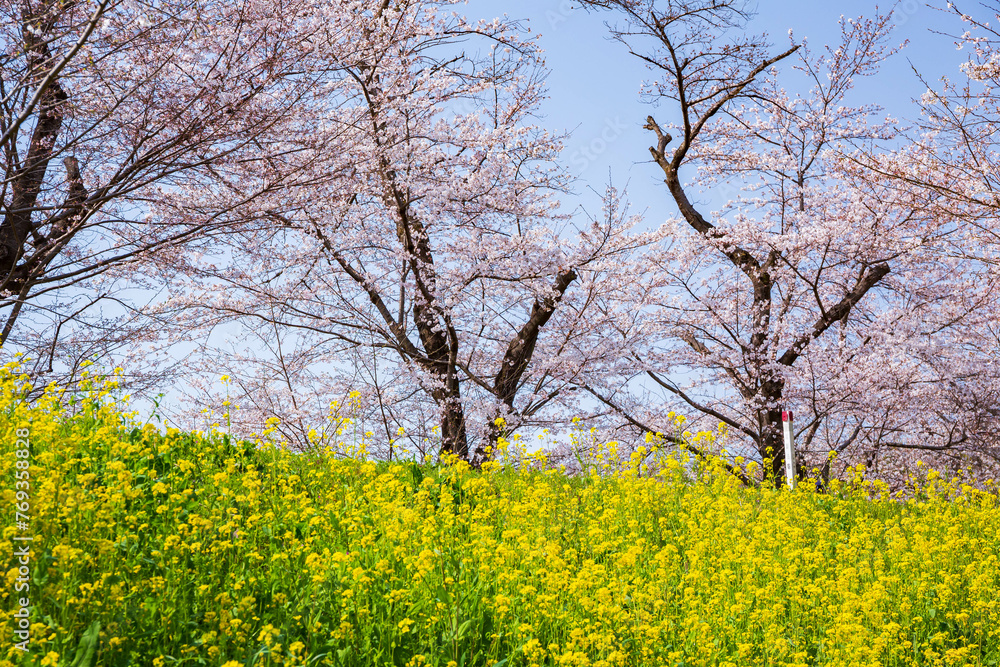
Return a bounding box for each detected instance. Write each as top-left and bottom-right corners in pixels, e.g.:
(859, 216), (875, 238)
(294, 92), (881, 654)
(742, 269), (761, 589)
(0, 367), (999, 667)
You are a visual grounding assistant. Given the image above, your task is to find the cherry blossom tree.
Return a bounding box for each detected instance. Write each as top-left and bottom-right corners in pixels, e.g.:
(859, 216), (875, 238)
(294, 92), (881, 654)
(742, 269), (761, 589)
(149, 0), (658, 460)
(572, 0), (1000, 484)
(843, 0), (1000, 475)
(0, 0), (337, 382)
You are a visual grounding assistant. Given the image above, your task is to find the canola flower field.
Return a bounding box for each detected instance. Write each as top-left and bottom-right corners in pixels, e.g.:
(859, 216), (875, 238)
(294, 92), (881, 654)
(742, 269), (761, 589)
(1, 365), (999, 667)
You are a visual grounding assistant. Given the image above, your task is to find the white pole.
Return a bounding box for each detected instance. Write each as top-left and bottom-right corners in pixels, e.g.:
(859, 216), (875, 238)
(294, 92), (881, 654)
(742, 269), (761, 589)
(782, 410), (796, 490)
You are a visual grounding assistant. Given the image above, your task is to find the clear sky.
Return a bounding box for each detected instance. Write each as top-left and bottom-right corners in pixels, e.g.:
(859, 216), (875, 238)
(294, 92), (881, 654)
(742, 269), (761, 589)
(465, 0), (966, 223)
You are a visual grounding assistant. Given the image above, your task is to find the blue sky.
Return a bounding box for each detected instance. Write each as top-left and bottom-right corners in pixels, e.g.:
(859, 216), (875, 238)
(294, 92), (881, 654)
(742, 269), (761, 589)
(466, 0), (966, 221)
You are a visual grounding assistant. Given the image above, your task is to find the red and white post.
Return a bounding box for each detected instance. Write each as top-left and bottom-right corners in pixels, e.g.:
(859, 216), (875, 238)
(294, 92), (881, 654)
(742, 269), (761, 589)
(782, 410), (797, 490)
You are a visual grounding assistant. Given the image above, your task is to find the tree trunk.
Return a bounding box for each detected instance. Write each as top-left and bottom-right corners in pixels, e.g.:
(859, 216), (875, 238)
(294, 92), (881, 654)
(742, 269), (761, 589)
(438, 391), (469, 460)
(759, 408), (785, 487)
(757, 380), (786, 488)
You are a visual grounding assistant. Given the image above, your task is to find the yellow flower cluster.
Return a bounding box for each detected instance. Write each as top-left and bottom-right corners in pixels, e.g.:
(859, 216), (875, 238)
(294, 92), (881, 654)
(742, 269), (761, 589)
(0, 362), (998, 666)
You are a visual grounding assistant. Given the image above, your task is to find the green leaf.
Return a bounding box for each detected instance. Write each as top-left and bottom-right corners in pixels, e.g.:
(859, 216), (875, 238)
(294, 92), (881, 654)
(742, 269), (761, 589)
(456, 619), (474, 640)
(69, 620), (101, 667)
